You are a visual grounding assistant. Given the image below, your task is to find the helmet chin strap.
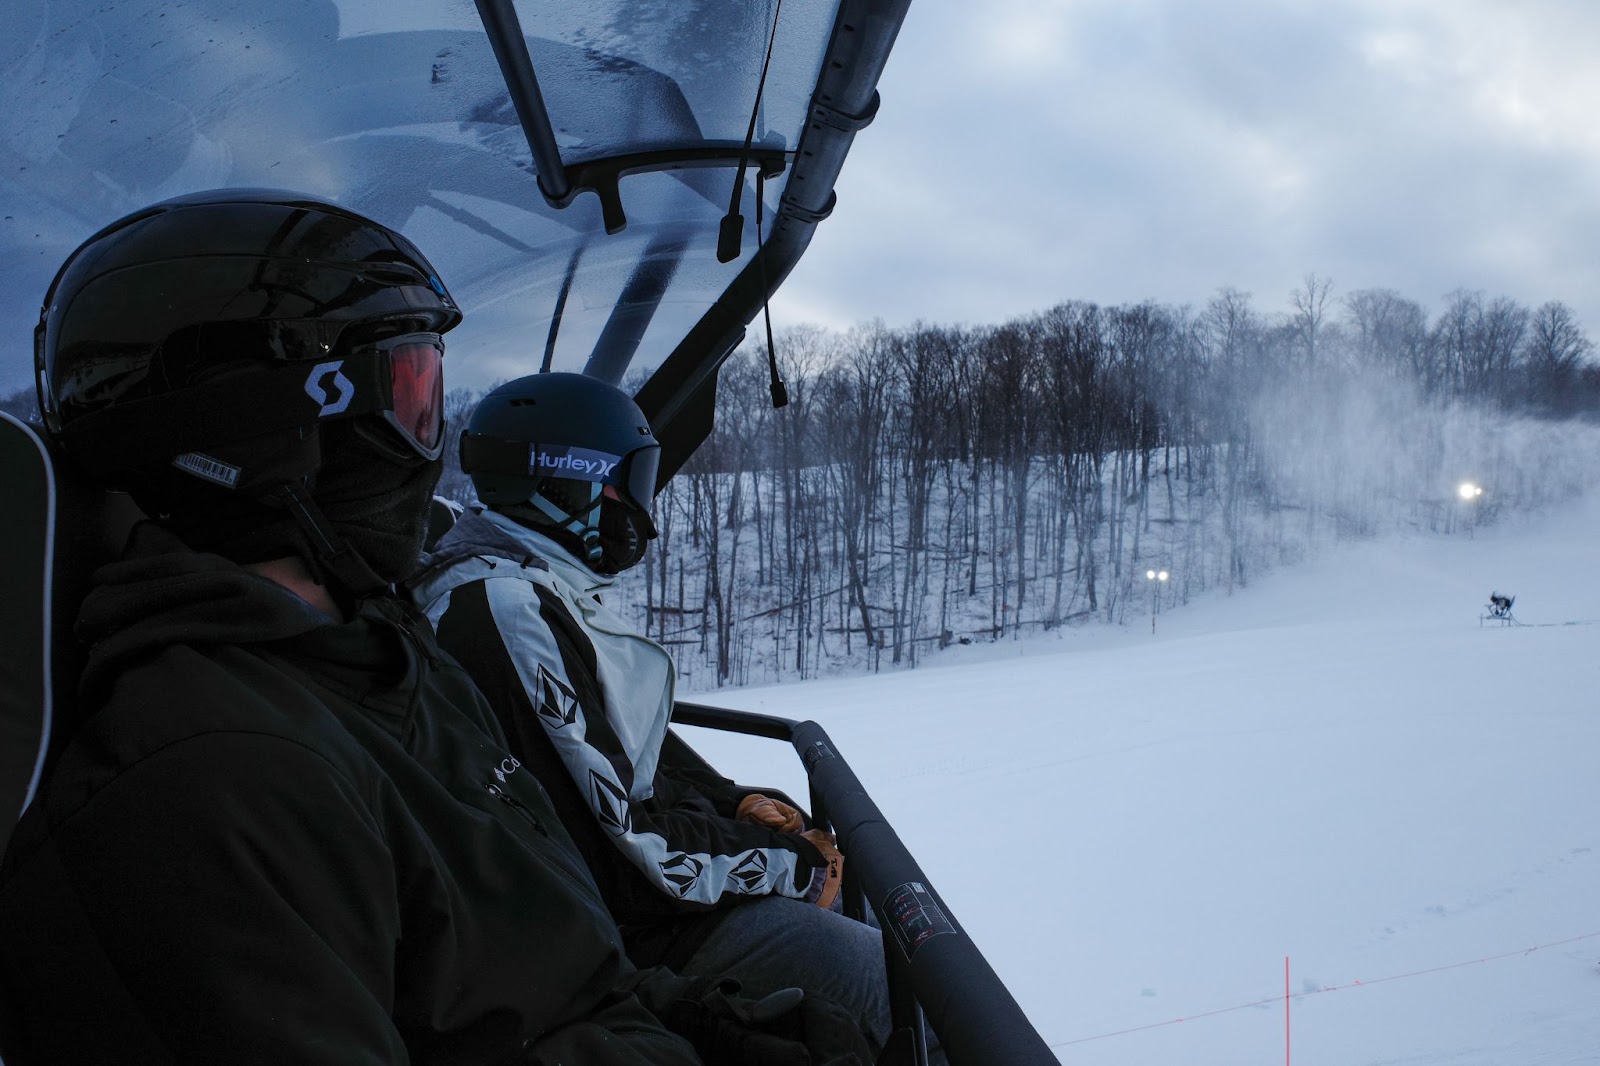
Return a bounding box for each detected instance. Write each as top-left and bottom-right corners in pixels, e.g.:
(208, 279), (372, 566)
(264, 479), (390, 599)
(529, 487), (604, 566)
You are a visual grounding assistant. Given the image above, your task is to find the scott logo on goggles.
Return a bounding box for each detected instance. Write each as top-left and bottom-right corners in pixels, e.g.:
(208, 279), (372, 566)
(305, 360), (355, 416)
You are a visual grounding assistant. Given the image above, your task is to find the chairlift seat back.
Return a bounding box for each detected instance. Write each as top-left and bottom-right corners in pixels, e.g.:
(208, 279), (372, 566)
(0, 414), (53, 860)
(0, 413), (140, 860)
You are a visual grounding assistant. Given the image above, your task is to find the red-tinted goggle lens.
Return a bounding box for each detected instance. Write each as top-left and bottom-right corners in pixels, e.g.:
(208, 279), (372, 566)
(383, 336), (445, 457)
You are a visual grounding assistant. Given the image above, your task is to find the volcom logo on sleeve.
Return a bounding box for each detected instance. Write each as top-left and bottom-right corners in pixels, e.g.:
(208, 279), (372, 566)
(304, 360), (355, 416)
(589, 770), (632, 835)
(660, 853), (704, 897)
(534, 665), (579, 728)
(727, 850), (770, 894)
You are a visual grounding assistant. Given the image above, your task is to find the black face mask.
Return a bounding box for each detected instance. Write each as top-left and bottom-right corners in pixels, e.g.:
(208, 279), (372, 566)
(597, 496), (652, 575)
(162, 422), (440, 590)
(311, 424), (443, 585)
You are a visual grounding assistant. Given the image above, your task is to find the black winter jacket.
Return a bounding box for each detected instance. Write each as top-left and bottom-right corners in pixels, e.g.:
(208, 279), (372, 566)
(0, 523), (701, 1065)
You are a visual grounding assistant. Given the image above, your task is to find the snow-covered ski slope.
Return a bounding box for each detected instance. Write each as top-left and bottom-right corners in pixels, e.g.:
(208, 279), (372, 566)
(682, 489), (1600, 1065)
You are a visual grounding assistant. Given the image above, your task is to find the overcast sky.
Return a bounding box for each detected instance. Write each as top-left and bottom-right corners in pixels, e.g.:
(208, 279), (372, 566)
(6, 0), (1597, 399)
(771, 0), (1600, 339)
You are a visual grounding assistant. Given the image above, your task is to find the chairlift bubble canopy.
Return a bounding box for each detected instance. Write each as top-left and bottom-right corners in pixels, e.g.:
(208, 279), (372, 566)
(2, 0), (910, 485)
(0, 8), (1074, 1059)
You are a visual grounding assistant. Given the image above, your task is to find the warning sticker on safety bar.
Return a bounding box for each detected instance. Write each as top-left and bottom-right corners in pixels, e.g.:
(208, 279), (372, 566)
(882, 881), (956, 960)
(801, 740), (837, 773)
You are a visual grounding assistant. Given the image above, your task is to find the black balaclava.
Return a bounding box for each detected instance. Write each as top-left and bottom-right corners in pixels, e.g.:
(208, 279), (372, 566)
(306, 421), (443, 585)
(159, 420), (441, 590)
(596, 496), (651, 574)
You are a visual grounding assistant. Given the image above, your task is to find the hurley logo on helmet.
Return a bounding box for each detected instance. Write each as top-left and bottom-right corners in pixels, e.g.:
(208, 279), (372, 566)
(527, 444), (621, 482)
(305, 360), (355, 416)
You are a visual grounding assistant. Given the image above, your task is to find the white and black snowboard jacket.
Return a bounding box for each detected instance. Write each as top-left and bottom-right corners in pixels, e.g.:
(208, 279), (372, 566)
(412, 509), (826, 965)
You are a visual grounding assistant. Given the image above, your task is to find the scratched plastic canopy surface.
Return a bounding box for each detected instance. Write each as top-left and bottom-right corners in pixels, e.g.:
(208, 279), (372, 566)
(0, 0), (844, 393)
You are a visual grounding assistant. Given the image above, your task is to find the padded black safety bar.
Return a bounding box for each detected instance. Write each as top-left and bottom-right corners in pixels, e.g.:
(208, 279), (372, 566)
(671, 701), (1059, 1066)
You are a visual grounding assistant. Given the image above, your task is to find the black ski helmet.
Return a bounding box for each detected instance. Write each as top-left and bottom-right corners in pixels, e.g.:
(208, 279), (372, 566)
(38, 188), (461, 478)
(35, 188), (463, 592)
(460, 373), (660, 573)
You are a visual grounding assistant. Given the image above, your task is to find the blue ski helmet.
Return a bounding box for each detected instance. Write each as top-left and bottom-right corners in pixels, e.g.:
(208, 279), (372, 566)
(459, 373), (659, 573)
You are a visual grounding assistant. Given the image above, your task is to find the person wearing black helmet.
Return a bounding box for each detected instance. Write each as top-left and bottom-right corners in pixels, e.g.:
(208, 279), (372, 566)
(414, 373), (931, 1061)
(0, 190), (872, 1066)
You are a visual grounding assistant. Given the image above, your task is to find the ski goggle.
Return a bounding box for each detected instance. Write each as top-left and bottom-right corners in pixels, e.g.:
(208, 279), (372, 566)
(460, 434), (660, 512)
(526, 441), (660, 514)
(351, 332), (446, 460)
(529, 451), (661, 544)
(51, 330), (450, 478)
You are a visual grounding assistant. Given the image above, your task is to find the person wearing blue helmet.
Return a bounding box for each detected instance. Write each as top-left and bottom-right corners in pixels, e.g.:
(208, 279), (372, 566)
(0, 191), (871, 1066)
(415, 372), (941, 1062)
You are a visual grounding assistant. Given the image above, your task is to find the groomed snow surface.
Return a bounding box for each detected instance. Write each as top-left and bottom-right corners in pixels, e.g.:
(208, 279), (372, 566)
(681, 490), (1600, 1065)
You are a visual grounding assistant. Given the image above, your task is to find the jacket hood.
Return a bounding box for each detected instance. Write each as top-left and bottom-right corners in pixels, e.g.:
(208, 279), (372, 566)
(77, 521), (340, 704)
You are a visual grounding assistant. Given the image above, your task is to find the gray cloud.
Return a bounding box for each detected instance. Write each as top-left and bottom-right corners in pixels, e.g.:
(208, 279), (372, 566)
(774, 0), (1600, 336)
(8, 1), (1597, 396)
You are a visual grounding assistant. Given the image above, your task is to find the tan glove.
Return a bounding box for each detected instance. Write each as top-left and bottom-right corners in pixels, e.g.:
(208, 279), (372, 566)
(736, 793), (806, 833)
(800, 829), (843, 911)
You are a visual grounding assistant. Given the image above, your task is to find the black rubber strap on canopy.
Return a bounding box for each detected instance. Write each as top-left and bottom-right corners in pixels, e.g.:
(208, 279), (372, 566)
(718, 0), (787, 264)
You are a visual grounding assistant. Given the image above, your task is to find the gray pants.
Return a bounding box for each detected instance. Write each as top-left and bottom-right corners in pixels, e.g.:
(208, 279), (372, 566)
(679, 895), (946, 1064)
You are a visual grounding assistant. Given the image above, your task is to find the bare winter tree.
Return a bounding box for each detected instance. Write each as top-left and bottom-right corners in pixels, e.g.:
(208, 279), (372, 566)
(1, 386), (39, 424)
(772, 326), (836, 677)
(815, 326), (892, 662)
(1200, 287), (1267, 590)
(1521, 301), (1593, 416)
(1343, 288), (1429, 383)
(1290, 272), (1335, 375)
(891, 324), (964, 660)
(579, 283), (1598, 690)
(1034, 302), (1109, 615)
(973, 320), (1042, 635)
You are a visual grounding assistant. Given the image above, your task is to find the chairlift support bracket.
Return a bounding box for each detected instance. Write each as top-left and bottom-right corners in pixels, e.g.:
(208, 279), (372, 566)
(475, 0), (792, 235)
(638, 0), (911, 485)
(557, 148), (788, 235)
(473, 0), (570, 202)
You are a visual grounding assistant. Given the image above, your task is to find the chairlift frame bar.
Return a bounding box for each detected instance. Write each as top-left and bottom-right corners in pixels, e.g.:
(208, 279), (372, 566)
(637, 0), (913, 486)
(475, 0), (796, 237)
(472, 0), (570, 202)
(473, 0), (916, 479)
(671, 700), (1059, 1066)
